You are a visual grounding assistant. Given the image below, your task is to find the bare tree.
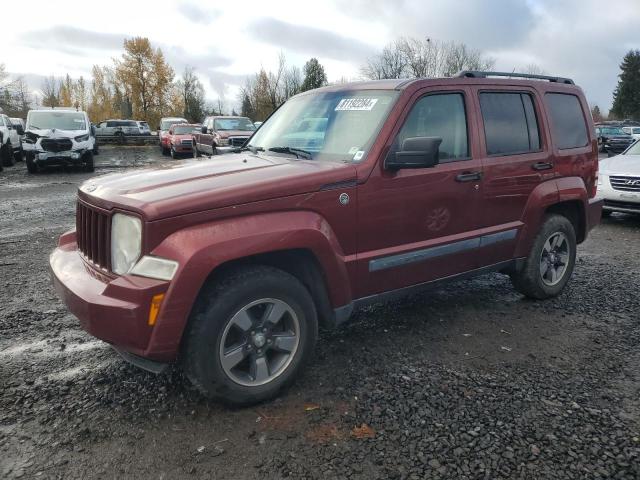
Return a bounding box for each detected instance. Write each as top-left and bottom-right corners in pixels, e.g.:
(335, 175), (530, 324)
(41, 76), (60, 107)
(361, 40), (407, 79)
(361, 36), (495, 80)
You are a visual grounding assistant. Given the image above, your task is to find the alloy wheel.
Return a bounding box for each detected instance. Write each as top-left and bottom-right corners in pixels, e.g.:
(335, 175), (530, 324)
(539, 231), (570, 286)
(219, 298), (300, 387)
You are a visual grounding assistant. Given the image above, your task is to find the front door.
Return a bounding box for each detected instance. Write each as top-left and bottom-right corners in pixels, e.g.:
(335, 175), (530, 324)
(355, 88), (484, 299)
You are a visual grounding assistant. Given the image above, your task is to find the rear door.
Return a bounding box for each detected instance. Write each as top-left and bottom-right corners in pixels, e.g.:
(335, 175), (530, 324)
(472, 87), (550, 265)
(355, 87), (484, 298)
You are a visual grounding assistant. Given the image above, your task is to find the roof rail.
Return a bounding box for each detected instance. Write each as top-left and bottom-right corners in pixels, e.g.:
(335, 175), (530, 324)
(457, 71), (575, 85)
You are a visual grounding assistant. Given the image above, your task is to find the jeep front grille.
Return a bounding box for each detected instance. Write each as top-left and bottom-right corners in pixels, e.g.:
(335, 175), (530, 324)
(181, 139), (193, 145)
(41, 138), (73, 152)
(610, 176), (640, 192)
(76, 201), (110, 269)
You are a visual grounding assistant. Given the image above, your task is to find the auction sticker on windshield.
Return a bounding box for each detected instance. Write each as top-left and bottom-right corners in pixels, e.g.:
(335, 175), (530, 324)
(335, 98), (378, 111)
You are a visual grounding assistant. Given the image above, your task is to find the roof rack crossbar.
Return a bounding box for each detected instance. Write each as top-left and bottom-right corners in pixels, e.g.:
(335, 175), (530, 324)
(456, 71), (574, 85)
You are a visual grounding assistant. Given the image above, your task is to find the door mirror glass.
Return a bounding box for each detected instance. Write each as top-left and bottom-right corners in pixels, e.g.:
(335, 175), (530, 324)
(16, 124), (24, 135)
(385, 136), (442, 170)
(201, 125), (208, 134)
(90, 125), (96, 136)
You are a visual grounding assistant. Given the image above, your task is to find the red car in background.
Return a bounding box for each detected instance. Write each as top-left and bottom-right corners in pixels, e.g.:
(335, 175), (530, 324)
(158, 116), (188, 155)
(167, 124), (198, 158)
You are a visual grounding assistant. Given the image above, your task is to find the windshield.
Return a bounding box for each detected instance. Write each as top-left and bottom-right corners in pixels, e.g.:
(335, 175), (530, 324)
(160, 119), (186, 130)
(27, 111), (86, 130)
(172, 126), (193, 134)
(214, 117), (255, 131)
(602, 127), (627, 135)
(247, 90), (399, 162)
(624, 140), (640, 155)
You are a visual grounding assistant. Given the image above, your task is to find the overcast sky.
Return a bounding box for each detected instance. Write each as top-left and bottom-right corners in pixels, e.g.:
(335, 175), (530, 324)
(3, 0), (639, 113)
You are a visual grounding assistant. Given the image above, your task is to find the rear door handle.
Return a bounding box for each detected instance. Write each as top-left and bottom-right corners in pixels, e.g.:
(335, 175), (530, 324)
(455, 171), (482, 182)
(532, 162), (553, 171)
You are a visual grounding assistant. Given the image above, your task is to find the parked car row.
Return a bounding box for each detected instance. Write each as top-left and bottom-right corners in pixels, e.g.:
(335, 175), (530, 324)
(0, 113), (24, 170)
(94, 119), (152, 137)
(158, 115), (258, 158)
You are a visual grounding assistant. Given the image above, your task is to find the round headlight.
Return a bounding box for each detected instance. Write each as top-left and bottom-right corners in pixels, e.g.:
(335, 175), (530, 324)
(111, 213), (142, 275)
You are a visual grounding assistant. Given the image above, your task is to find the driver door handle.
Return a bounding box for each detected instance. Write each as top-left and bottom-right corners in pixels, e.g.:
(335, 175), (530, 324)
(532, 161), (553, 171)
(455, 171), (482, 182)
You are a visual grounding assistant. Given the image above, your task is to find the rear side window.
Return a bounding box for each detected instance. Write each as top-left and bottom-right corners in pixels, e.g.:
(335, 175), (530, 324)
(545, 93), (588, 149)
(397, 93), (469, 161)
(480, 92), (541, 155)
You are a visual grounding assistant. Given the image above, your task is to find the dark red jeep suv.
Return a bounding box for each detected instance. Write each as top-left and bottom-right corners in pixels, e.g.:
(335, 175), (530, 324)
(51, 71), (603, 405)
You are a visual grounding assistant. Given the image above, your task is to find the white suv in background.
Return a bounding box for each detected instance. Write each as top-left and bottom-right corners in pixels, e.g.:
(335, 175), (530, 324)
(597, 140), (640, 216)
(23, 108), (97, 173)
(0, 113), (23, 167)
(622, 126), (640, 140)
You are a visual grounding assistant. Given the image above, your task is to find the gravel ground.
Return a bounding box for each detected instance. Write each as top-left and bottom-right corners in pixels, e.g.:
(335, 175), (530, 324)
(1, 147), (639, 479)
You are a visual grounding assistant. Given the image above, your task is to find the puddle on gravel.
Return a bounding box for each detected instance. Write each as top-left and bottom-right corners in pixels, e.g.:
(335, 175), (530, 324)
(0, 339), (105, 358)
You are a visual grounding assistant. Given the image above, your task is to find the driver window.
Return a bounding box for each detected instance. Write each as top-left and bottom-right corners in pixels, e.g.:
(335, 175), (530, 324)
(397, 93), (469, 161)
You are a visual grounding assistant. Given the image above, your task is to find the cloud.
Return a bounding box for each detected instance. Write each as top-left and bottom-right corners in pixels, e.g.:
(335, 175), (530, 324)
(161, 45), (232, 76)
(249, 18), (376, 62)
(334, 0), (535, 49)
(21, 26), (124, 53)
(177, 2), (220, 24)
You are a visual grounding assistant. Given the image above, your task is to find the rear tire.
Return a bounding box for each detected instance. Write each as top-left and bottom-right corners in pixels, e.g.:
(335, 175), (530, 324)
(183, 265), (318, 406)
(510, 214), (576, 299)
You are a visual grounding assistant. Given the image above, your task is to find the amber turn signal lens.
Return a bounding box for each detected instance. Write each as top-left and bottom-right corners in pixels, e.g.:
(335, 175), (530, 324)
(148, 293), (165, 326)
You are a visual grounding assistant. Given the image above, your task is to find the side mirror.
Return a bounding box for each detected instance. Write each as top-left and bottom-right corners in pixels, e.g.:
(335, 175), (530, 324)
(90, 125), (96, 137)
(16, 125), (24, 135)
(385, 136), (442, 170)
(201, 125), (208, 134)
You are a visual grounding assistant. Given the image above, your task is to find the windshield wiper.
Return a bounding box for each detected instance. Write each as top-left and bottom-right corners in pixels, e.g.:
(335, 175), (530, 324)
(267, 146), (313, 159)
(243, 145), (264, 154)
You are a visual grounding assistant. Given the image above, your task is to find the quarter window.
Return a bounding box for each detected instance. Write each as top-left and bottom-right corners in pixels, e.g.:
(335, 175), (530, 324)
(480, 92), (541, 155)
(397, 93), (469, 161)
(545, 93), (589, 150)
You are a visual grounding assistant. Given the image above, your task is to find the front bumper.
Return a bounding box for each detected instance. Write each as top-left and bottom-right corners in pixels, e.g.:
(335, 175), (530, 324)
(172, 143), (194, 153)
(605, 143), (633, 154)
(50, 232), (171, 361)
(596, 178), (640, 214)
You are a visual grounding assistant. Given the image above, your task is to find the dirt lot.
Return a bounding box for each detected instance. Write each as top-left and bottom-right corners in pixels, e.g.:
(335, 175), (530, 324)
(1, 147), (639, 479)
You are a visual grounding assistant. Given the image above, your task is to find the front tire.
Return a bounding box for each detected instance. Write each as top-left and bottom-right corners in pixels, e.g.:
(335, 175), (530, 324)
(510, 214), (577, 299)
(170, 146), (177, 159)
(14, 143), (24, 162)
(183, 266), (318, 406)
(83, 151), (94, 172)
(26, 152), (38, 174)
(2, 141), (15, 166)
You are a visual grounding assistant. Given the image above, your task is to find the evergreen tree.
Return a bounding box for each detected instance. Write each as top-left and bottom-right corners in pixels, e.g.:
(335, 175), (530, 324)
(610, 50), (640, 120)
(300, 58), (328, 92)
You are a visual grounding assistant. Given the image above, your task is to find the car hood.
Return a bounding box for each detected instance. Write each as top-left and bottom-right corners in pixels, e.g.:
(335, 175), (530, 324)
(26, 128), (86, 139)
(78, 153), (356, 221)
(171, 134), (193, 140)
(604, 135), (633, 141)
(600, 154), (640, 176)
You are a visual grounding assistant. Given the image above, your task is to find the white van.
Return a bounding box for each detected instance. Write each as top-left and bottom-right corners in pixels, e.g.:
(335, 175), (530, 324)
(23, 108), (97, 173)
